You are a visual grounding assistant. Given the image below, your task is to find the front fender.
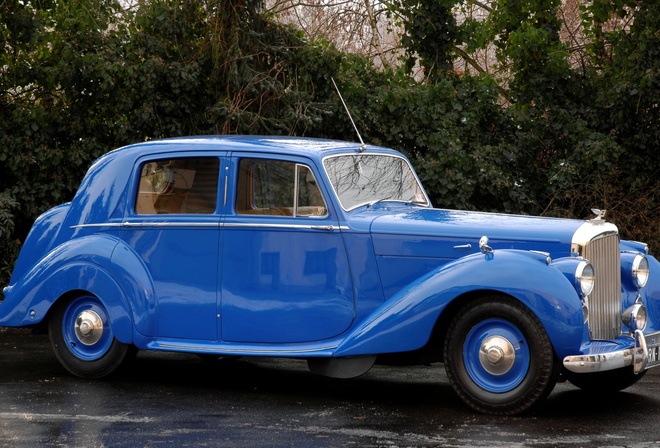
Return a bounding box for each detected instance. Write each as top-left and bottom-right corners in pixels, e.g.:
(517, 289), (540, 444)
(641, 254), (660, 333)
(334, 250), (584, 358)
(0, 235), (134, 343)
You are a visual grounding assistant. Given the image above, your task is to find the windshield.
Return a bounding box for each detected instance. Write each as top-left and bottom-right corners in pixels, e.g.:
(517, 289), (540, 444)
(323, 153), (429, 211)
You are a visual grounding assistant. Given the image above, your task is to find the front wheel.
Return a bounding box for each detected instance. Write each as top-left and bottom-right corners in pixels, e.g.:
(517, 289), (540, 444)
(49, 294), (133, 378)
(444, 295), (560, 415)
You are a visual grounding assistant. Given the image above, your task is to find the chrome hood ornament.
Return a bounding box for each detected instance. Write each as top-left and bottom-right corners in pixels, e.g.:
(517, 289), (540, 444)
(590, 208), (607, 222)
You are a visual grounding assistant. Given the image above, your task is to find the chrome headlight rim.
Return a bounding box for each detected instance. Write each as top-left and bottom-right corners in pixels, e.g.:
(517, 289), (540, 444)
(632, 254), (649, 289)
(575, 260), (595, 297)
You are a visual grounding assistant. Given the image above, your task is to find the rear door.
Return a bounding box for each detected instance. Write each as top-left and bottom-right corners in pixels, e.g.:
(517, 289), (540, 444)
(121, 153), (224, 340)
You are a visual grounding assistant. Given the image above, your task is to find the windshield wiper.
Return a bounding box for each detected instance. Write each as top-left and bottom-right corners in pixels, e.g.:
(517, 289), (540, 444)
(366, 196), (426, 208)
(366, 198), (390, 208)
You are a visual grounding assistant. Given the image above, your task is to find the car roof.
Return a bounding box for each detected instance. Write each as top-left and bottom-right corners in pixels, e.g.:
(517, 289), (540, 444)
(71, 135), (409, 232)
(109, 135), (402, 161)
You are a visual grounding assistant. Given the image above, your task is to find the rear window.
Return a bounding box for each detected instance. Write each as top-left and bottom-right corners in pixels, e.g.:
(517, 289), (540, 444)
(135, 157), (219, 214)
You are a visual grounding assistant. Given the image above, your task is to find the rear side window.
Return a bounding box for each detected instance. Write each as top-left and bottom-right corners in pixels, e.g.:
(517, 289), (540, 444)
(135, 157), (220, 215)
(235, 158), (327, 217)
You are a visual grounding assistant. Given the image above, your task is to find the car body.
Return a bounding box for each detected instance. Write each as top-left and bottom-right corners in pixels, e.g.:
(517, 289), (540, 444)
(2, 135), (659, 415)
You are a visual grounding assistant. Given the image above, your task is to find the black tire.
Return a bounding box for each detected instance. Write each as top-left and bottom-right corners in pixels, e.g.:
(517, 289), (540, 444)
(564, 367), (647, 392)
(49, 294), (133, 378)
(444, 295), (560, 415)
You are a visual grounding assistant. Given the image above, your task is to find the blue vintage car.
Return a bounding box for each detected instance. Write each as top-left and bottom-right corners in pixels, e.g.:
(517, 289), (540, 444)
(1, 136), (659, 415)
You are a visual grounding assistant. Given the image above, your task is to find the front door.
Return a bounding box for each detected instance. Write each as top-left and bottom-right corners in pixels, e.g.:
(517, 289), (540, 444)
(220, 156), (354, 343)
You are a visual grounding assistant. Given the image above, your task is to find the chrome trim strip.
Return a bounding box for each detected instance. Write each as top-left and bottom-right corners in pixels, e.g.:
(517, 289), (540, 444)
(223, 177), (228, 206)
(224, 223), (348, 231)
(72, 222), (220, 229)
(156, 343), (338, 354)
(122, 222), (220, 227)
(70, 223), (124, 229)
(72, 222), (350, 231)
(223, 165), (229, 206)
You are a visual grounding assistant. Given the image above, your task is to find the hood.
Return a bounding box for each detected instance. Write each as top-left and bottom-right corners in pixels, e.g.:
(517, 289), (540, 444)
(364, 206), (586, 260)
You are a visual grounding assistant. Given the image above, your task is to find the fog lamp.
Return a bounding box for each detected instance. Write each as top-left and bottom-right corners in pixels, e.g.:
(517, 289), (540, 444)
(622, 302), (647, 331)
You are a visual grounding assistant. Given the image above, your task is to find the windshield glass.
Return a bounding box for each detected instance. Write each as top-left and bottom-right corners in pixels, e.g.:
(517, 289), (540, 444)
(323, 154), (429, 211)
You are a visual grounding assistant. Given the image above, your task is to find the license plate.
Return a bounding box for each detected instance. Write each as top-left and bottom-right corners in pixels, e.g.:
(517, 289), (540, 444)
(646, 336), (660, 368)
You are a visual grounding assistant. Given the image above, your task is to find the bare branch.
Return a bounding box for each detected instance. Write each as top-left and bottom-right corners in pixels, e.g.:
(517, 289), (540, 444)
(364, 0), (389, 68)
(265, 0), (354, 15)
(453, 45), (510, 101)
(466, 0), (493, 13)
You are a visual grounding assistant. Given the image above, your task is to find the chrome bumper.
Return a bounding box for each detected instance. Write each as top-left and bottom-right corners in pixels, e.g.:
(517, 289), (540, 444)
(563, 330), (660, 374)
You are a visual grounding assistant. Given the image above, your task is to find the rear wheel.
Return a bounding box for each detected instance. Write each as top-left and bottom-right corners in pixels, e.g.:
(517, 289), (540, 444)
(49, 294), (133, 378)
(444, 295), (560, 415)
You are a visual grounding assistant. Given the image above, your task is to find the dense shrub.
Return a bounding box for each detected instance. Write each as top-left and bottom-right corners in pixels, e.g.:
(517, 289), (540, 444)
(1, 0), (658, 288)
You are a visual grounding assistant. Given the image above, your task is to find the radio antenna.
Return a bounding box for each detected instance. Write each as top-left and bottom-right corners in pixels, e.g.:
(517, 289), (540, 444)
(331, 77), (367, 152)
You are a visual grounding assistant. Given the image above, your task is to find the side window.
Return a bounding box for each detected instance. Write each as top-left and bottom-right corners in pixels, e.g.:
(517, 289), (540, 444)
(236, 158), (327, 217)
(135, 157), (219, 215)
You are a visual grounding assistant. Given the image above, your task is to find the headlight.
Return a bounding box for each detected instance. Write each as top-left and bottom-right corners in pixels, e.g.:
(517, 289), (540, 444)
(551, 257), (596, 298)
(632, 254), (649, 289)
(622, 301), (647, 331)
(576, 261), (595, 297)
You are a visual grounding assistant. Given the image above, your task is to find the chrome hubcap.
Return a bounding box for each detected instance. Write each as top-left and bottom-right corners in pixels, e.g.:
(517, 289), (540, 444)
(74, 310), (104, 346)
(478, 335), (516, 375)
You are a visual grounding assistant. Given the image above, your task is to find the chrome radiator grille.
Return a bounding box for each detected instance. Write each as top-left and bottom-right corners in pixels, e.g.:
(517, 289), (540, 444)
(581, 233), (621, 340)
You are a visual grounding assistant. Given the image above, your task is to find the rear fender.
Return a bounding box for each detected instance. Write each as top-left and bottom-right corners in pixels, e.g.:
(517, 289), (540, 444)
(0, 235), (146, 344)
(9, 204), (69, 284)
(334, 250), (584, 358)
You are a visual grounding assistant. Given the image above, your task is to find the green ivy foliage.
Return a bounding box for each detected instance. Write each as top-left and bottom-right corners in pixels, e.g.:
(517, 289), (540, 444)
(387, 0), (459, 79)
(0, 192), (19, 284)
(1, 0), (659, 288)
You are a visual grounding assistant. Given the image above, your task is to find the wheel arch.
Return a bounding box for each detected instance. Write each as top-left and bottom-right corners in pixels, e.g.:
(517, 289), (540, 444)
(32, 268), (134, 345)
(47, 282), (133, 344)
(428, 289), (500, 363)
(377, 289), (500, 366)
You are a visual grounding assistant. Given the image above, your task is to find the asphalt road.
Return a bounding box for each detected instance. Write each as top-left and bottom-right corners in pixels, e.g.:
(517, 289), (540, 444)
(1, 327), (659, 448)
